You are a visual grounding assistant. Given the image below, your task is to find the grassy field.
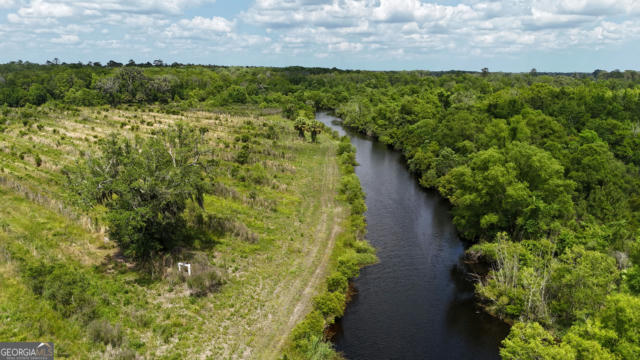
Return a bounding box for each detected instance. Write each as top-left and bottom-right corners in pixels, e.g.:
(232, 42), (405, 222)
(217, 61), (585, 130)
(0, 105), (347, 359)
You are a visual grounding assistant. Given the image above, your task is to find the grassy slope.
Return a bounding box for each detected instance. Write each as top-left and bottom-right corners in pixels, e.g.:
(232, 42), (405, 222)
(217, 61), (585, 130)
(0, 105), (344, 359)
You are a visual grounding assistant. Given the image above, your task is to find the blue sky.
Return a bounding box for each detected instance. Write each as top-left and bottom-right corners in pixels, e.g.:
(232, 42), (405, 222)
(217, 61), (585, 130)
(1, 0), (639, 72)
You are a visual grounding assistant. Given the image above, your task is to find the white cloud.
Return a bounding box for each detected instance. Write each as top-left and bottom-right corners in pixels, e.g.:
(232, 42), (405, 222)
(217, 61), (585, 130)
(33, 23), (93, 34)
(51, 34), (80, 44)
(17, 0), (74, 17)
(372, 0), (477, 24)
(2, 0), (640, 67)
(242, 0), (640, 58)
(73, 0), (216, 15)
(245, 0), (367, 28)
(88, 39), (121, 48)
(82, 9), (100, 16)
(8, 0), (218, 25)
(534, 0), (639, 16)
(121, 14), (169, 28)
(0, 0), (15, 9)
(164, 16), (235, 39)
(178, 16), (234, 32)
(328, 41), (363, 52)
(7, 12), (58, 25)
(522, 8), (595, 30)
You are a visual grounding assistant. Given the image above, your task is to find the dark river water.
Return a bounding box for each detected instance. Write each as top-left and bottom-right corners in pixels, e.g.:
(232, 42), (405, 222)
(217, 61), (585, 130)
(317, 113), (510, 360)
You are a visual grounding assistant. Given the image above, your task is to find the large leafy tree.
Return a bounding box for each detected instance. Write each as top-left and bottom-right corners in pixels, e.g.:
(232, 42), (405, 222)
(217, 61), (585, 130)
(439, 143), (575, 240)
(549, 246), (619, 325)
(67, 123), (211, 259)
(501, 322), (576, 360)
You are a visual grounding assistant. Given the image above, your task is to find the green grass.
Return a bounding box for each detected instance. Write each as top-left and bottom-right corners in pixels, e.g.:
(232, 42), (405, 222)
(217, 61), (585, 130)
(0, 105), (350, 359)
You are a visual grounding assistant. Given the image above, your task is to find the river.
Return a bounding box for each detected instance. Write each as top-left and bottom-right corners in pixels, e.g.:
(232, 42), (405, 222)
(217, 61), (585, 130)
(317, 112), (510, 360)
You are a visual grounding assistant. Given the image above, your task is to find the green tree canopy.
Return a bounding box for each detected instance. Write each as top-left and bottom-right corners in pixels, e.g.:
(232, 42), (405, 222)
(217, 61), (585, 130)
(67, 123), (211, 259)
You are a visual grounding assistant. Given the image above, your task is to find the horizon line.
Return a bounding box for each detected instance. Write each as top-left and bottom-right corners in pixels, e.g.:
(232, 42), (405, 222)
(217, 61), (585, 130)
(1, 60), (637, 75)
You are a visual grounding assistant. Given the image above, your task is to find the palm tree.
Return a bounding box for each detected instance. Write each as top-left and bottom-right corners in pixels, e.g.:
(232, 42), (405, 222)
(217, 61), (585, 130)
(294, 117), (308, 139)
(309, 120), (323, 143)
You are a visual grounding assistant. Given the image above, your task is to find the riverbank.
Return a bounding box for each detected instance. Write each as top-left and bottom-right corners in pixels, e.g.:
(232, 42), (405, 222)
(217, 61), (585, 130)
(282, 124), (377, 359)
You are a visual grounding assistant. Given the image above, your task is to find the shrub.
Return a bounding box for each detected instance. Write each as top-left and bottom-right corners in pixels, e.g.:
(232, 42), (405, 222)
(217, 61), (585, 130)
(337, 251), (376, 279)
(352, 240), (375, 254)
(313, 292), (345, 319)
(338, 152), (357, 168)
(291, 310), (325, 350)
(199, 213), (259, 243)
(265, 124), (279, 140)
(20, 107), (36, 119)
(339, 174), (364, 203)
(336, 138), (354, 155)
(113, 349), (137, 360)
(327, 272), (348, 293)
(304, 336), (336, 360)
(24, 262), (97, 322)
(246, 164), (269, 185)
(236, 144), (250, 164)
(224, 85), (248, 104)
(88, 319), (124, 347)
(336, 254), (360, 279)
(187, 269), (226, 297)
(350, 197), (366, 216)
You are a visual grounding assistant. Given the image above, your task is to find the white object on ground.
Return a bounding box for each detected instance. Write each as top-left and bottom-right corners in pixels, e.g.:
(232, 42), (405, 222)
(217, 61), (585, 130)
(178, 262), (191, 276)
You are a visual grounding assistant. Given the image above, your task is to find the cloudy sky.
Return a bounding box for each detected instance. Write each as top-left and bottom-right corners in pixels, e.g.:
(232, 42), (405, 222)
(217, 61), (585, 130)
(0, 0), (639, 71)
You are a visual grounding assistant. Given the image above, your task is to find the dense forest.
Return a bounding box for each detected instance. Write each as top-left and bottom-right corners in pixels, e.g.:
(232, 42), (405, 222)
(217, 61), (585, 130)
(2, 61), (640, 359)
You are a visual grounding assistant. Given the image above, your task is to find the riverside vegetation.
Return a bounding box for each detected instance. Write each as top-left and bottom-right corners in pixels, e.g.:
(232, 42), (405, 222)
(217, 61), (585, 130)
(2, 62), (640, 359)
